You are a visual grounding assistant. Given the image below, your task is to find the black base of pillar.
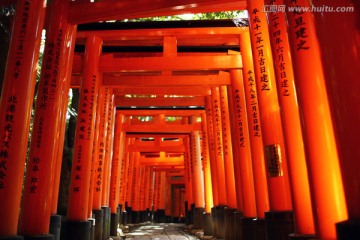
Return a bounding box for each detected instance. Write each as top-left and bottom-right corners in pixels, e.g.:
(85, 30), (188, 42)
(225, 208), (236, 240)
(125, 207), (132, 224)
(193, 207), (205, 229)
(156, 209), (165, 223)
(118, 205), (123, 225)
(165, 215), (172, 223)
(215, 206), (226, 239)
(337, 220), (360, 240)
(121, 210), (127, 225)
(110, 213), (119, 236)
(265, 211), (295, 240)
(211, 207), (217, 237)
(23, 235), (54, 240)
(92, 209), (103, 240)
(203, 212), (212, 236)
(101, 207), (110, 240)
(88, 218), (95, 240)
(60, 221), (91, 240)
(233, 211), (244, 240)
(0, 236), (24, 240)
(253, 218), (266, 240)
(49, 215), (61, 240)
(131, 211), (139, 224)
(190, 204), (195, 225)
(289, 233), (316, 239)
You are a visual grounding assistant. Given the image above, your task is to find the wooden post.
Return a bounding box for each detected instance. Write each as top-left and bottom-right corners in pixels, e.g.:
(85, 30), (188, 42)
(0, 0), (46, 236)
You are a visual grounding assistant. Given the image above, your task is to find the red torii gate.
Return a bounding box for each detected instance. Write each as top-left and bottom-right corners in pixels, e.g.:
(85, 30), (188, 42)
(0, 0), (358, 240)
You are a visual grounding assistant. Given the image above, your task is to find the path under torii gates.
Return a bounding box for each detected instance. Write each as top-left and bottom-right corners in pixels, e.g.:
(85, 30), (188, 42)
(0, 0), (359, 240)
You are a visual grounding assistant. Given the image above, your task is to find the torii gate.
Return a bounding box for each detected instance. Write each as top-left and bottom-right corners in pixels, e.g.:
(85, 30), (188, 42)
(0, 0), (358, 240)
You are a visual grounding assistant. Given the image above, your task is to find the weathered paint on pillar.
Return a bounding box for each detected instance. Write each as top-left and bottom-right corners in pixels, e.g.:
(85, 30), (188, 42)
(239, 31), (269, 218)
(201, 113), (214, 213)
(20, 0), (74, 235)
(126, 151), (135, 208)
(102, 92), (115, 207)
(144, 167), (151, 211)
(229, 69), (257, 217)
(119, 140), (130, 208)
(148, 168), (155, 210)
(159, 171), (167, 210)
(210, 87), (227, 206)
(131, 152), (141, 212)
(67, 35), (102, 221)
(190, 128), (205, 208)
(92, 87), (110, 210)
(165, 175), (172, 217)
(204, 96), (218, 206)
(266, 0), (315, 234)
(247, 0), (292, 211)
(0, 0), (46, 236)
(109, 113), (124, 213)
(312, 0), (360, 225)
(284, 0), (348, 238)
(219, 86), (237, 209)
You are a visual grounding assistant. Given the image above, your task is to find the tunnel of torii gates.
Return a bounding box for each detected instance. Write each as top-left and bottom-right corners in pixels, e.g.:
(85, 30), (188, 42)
(0, 0), (359, 240)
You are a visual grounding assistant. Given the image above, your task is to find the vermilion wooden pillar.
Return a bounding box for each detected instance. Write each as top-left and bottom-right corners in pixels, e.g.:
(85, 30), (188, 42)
(125, 151), (135, 218)
(109, 113), (124, 235)
(247, 0), (292, 211)
(307, 0), (360, 238)
(265, 0), (315, 237)
(92, 87), (110, 211)
(229, 69), (257, 218)
(102, 92), (114, 207)
(204, 97), (218, 207)
(284, 0), (349, 238)
(190, 127), (205, 229)
(210, 87), (227, 239)
(183, 136), (194, 225)
(201, 113), (214, 214)
(20, 0), (73, 237)
(0, 0), (45, 237)
(239, 31), (269, 218)
(131, 152), (141, 223)
(210, 87), (227, 206)
(64, 35), (102, 240)
(119, 146), (129, 210)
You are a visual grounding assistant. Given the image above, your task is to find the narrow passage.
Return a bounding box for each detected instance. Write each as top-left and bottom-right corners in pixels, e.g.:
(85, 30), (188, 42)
(124, 223), (200, 240)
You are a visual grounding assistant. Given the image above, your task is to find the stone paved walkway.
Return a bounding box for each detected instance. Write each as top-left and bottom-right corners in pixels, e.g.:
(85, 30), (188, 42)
(123, 223), (200, 240)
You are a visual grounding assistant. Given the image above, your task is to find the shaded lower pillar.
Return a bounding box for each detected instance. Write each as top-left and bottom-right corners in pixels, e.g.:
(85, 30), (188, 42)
(225, 208), (236, 240)
(125, 206), (132, 224)
(0, 236), (24, 240)
(265, 211), (295, 240)
(92, 209), (103, 240)
(203, 212), (213, 236)
(118, 205), (123, 225)
(101, 207), (110, 240)
(193, 207), (205, 229)
(110, 213), (119, 236)
(23, 235), (54, 240)
(233, 211), (245, 240)
(184, 201), (190, 225)
(49, 215), (61, 240)
(60, 221), (91, 240)
(336, 220), (360, 240)
(253, 218), (266, 240)
(88, 218), (95, 240)
(156, 209), (166, 223)
(211, 207), (217, 237)
(214, 206), (226, 239)
(131, 211), (140, 224)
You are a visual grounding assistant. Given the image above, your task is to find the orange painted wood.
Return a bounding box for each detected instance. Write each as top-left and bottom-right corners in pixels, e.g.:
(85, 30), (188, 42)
(247, 0), (292, 211)
(239, 31), (269, 218)
(131, 152), (141, 211)
(219, 86), (237, 209)
(52, 24), (77, 215)
(0, 0), (46, 235)
(285, 0), (348, 237)
(204, 96), (219, 206)
(118, 109), (204, 116)
(183, 137), (194, 206)
(109, 114), (125, 213)
(20, 0), (71, 235)
(122, 122), (202, 133)
(266, 0), (315, 234)
(201, 113), (214, 213)
(229, 70), (257, 216)
(158, 171), (167, 210)
(67, 36), (102, 221)
(92, 87), (110, 210)
(112, 86), (211, 96)
(312, 0), (359, 221)
(210, 87), (227, 206)
(125, 151), (135, 208)
(190, 129), (205, 208)
(115, 96), (205, 108)
(102, 91), (115, 207)
(119, 151), (130, 207)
